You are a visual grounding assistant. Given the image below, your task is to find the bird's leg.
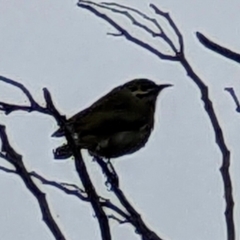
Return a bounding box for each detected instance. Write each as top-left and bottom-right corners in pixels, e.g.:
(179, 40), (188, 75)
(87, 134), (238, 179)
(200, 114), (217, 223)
(93, 156), (119, 187)
(106, 159), (117, 176)
(106, 159), (119, 188)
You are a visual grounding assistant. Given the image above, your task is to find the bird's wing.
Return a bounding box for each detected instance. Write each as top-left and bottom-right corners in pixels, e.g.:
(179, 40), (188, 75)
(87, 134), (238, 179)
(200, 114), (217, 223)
(66, 89), (149, 136)
(52, 87), (121, 137)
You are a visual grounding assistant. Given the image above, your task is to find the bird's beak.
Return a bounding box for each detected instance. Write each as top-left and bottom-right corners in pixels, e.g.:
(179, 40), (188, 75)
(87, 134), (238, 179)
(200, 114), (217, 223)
(157, 84), (173, 92)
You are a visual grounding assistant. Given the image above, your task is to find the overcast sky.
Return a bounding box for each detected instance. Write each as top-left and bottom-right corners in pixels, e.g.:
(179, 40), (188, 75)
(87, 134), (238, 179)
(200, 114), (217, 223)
(0, 0), (239, 240)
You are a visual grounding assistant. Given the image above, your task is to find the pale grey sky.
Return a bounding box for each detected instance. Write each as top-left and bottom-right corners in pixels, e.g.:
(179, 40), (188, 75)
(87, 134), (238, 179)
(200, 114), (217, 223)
(0, 0), (239, 240)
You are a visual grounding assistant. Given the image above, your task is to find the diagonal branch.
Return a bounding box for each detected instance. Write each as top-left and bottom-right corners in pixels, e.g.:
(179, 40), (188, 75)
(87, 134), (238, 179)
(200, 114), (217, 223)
(78, 1), (178, 61)
(30, 171), (88, 201)
(102, 2), (165, 34)
(0, 125), (66, 240)
(225, 88), (240, 112)
(30, 171), (130, 221)
(196, 32), (240, 64)
(95, 157), (164, 240)
(101, 2), (178, 53)
(101, 3), (162, 38)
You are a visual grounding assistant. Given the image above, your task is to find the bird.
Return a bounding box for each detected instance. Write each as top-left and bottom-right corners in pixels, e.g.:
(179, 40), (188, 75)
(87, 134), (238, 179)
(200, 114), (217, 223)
(52, 78), (172, 160)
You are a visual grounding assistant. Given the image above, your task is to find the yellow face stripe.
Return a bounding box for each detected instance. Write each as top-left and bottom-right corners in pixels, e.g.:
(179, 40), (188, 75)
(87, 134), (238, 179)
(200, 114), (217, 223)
(132, 89), (151, 96)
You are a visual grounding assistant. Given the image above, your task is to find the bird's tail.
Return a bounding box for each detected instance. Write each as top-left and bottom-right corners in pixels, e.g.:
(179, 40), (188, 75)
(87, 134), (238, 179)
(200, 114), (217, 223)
(51, 128), (65, 137)
(53, 144), (73, 159)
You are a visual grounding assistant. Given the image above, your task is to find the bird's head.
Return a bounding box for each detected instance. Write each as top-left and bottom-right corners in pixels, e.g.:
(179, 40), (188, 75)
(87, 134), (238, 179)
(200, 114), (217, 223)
(122, 78), (173, 104)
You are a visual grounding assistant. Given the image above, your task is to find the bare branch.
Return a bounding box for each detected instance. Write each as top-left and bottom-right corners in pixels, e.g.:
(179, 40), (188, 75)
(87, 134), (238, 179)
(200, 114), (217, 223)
(196, 32), (240, 64)
(0, 165), (16, 174)
(101, 2), (164, 37)
(107, 32), (123, 36)
(0, 125), (66, 240)
(31, 170), (130, 222)
(32, 170), (130, 222)
(0, 102), (32, 115)
(78, 1), (178, 61)
(150, 4), (184, 53)
(0, 162), (133, 233)
(30, 171), (88, 201)
(0, 77), (112, 240)
(0, 76), (37, 106)
(225, 88), (240, 112)
(94, 157), (164, 240)
(108, 214), (129, 224)
(77, 2), (235, 240)
(0, 75), (48, 115)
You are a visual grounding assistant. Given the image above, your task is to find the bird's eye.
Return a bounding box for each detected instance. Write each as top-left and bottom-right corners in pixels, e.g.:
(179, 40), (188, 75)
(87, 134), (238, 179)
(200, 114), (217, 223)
(129, 86), (138, 92)
(140, 85), (151, 92)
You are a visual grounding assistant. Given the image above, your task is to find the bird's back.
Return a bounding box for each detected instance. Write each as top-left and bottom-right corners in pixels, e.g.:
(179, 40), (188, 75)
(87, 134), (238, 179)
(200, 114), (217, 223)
(56, 87), (154, 138)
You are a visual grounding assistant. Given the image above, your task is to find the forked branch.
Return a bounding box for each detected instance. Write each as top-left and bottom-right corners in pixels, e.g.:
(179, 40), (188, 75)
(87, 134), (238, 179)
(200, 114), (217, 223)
(0, 75), (111, 240)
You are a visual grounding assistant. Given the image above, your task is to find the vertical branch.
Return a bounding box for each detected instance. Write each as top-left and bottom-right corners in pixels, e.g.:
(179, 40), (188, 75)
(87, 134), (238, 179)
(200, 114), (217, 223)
(179, 56), (234, 240)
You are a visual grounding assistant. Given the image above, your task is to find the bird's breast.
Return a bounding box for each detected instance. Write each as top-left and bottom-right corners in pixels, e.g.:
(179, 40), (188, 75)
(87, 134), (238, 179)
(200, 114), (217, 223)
(92, 124), (153, 158)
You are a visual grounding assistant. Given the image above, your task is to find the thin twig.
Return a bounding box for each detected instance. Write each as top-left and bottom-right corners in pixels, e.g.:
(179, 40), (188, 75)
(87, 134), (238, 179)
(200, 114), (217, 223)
(225, 88), (240, 112)
(30, 171), (88, 201)
(78, 1), (178, 61)
(0, 165), (16, 173)
(150, 4), (184, 53)
(0, 75), (48, 114)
